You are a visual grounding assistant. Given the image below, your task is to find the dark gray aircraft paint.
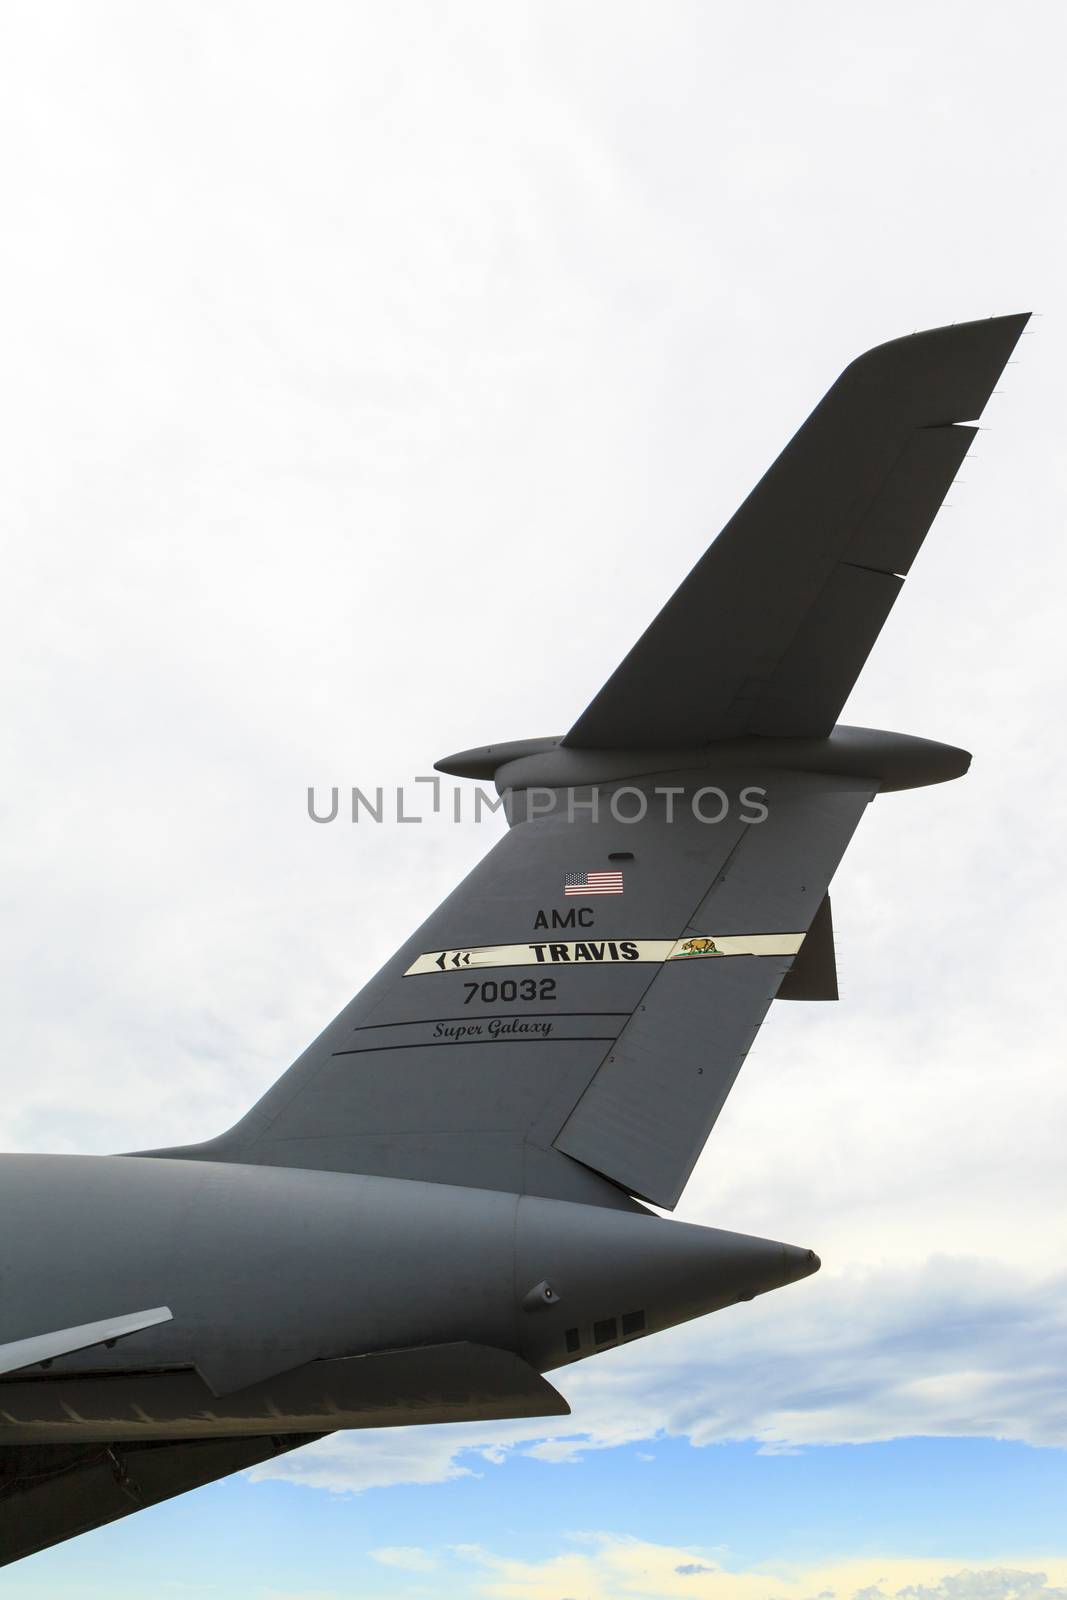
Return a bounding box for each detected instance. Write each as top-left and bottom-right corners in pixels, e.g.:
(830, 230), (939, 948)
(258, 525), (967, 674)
(0, 314), (1028, 1565)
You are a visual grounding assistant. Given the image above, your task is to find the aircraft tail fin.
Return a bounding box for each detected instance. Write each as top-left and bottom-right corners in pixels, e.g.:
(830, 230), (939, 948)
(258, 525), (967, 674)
(137, 765), (873, 1211)
(134, 317), (1024, 1211)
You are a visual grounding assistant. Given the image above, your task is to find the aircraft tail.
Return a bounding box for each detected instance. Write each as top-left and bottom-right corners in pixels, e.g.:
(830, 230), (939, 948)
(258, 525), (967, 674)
(136, 316), (1025, 1211)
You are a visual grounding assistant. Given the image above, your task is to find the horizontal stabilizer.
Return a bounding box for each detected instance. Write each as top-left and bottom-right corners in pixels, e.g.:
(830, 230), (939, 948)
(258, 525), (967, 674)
(564, 314), (1028, 748)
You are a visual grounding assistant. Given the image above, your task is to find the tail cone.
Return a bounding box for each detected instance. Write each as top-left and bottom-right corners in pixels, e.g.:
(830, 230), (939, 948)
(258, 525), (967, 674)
(515, 1194), (820, 1371)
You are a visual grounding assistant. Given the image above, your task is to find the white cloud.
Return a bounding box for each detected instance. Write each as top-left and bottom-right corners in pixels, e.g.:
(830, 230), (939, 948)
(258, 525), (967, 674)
(369, 1547), (439, 1573)
(251, 1254), (1067, 1496)
(441, 1536), (1067, 1600)
(252, 1427), (482, 1495)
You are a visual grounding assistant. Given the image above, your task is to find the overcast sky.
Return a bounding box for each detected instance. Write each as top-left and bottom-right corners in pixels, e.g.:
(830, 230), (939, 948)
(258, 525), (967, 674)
(3, 3), (1067, 1596)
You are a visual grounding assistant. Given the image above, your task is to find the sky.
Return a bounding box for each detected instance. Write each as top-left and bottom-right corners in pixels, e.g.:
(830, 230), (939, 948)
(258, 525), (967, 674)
(2, 1), (1067, 1595)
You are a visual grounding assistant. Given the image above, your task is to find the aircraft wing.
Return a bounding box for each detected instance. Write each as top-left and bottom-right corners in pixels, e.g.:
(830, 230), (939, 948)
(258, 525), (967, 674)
(0, 1434), (317, 1567)
(0, 1340), (567, 1564)
(565, 314), (1028, 746)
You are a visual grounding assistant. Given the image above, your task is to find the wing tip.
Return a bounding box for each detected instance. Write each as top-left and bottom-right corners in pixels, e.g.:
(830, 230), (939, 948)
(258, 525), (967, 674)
(843, 312), (1031, 422)
(851, 310), (1031, 361)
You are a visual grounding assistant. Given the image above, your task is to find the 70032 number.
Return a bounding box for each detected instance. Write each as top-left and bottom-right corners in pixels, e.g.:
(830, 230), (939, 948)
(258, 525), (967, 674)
(463, 977), (556, 1006)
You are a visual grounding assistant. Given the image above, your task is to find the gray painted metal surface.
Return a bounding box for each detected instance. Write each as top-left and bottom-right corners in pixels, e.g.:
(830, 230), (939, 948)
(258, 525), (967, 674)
(0, 315), (1027, 1565)
(553, 773), (874, 1205)
(777, 893), (838, 1001)
(0, 1343), (569, 1444)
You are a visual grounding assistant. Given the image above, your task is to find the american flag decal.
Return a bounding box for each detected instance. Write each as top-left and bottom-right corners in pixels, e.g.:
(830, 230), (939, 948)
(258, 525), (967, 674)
(564, 869), (624, 896)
